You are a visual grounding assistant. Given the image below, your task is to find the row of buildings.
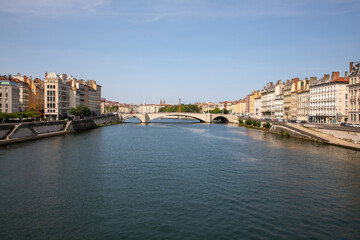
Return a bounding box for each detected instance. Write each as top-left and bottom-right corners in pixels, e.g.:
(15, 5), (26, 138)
(102, 99), (172, 114)
(207, 62), (359, 124)
(0, 72), (102, 120)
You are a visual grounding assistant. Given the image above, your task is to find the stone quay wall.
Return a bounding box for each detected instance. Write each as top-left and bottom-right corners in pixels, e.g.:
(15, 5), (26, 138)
(0, 115), (119, 145)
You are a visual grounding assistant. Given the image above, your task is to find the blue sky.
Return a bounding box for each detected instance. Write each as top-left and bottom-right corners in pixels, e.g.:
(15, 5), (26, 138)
(0, 0), (359, 104)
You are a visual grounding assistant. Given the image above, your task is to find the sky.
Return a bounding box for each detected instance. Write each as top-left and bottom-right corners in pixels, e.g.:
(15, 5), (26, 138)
(0, 0), (359, 104)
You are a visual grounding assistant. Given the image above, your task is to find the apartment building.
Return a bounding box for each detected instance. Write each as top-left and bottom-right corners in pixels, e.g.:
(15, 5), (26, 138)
(12, 74), (45, 113)
(274, 81), (284, 120)
(261, 82), (275, 118)
(234, 99), (246, 115)
(254, 91), (262, 118)
(297, 85), (310, 121)
(44, 72), (70, 120)
(283, 80), (292, 120)
(348, 62), (360, 123)
(0, 78), (20, 113)
(309, 72), (349, 123)
(69, 77), (102, 116)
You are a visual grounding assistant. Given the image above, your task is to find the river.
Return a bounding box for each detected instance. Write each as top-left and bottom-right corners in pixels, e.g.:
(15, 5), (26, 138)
(1, 120), (360, 239)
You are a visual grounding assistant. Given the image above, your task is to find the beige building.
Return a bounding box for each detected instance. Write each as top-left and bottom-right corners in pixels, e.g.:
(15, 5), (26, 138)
(235, 99), (246, 115)
(309, 72), (349, 123)
(348, 62), (360, 123)
(283, 80), (292, 120)
(0, 79), (20, 113)
(274, 81), (284, 120)
(297, 89), (310, 121)
(44, 72), (71, 120)
(68, 77), (102, 116)
(101, 98), (106, 114)
(296, 79), (310, 121)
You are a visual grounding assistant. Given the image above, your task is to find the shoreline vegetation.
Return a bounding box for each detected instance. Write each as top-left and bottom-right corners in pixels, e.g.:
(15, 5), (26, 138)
(238, 118), (271, 131)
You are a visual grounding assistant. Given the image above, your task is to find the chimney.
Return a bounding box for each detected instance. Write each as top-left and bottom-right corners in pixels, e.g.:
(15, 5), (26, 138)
(277, 80), (281, 85)
(331, 72), (339, 81)
(345, 71), (348, 79)
(267, 83), (270, 88)
(350, 62), (354, 73)
(295, 78), (298, 91)
(324, 74), (330, 81)
(45, 72), (47, 77)
(270, 82), (273, 87)
(286, 80), (290, 84)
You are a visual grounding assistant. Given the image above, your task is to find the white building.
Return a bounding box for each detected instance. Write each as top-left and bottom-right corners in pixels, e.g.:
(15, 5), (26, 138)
(44, 72), (71, 120)
(254, 94), (262, 118)
(261, 82), (275, 118)
(309, 72), (349, 123)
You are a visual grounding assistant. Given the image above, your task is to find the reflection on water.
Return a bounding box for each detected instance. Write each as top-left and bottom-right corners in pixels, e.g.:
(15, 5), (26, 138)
(1, 122), (360, 239)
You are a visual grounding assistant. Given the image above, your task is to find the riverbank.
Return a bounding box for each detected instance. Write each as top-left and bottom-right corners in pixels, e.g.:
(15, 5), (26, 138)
(0, 114), (119, 146)
(268, 123), (360, 151)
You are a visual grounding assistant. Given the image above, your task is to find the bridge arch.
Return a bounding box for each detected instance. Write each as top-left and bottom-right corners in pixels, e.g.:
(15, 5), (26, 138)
(148, 113), (205, 123)
(212, 116), (230, 123)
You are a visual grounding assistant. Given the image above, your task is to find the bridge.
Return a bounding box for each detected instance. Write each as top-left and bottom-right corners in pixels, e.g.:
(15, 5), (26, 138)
(118, 112), (239, 123)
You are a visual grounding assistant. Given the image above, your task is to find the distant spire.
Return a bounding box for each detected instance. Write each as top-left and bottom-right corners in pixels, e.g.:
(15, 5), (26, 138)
(160, 99), (162, 105)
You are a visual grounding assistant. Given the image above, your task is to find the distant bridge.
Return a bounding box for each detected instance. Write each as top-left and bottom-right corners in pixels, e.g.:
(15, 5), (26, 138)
(118, 112), (239, 123)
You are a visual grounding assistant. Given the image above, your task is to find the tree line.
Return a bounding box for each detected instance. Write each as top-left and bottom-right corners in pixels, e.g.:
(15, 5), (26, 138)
(159, 104), (200, 113)
(0, 111), (42, 122)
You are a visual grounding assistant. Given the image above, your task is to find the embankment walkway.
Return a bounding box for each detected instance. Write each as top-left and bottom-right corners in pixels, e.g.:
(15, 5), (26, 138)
(285, 123), (360, 151)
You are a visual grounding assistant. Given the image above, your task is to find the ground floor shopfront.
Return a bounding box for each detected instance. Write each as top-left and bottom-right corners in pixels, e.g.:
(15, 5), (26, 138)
(309, 115), (347, 123)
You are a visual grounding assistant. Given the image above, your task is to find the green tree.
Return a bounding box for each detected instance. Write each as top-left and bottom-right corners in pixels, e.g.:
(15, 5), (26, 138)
(159, 104), (200, 113)
(70, 106), (91, 118)
(245, 119), (252, 125)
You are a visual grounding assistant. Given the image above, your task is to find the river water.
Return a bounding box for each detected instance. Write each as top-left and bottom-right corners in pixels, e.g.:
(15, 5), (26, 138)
(1, 120), (360, 239)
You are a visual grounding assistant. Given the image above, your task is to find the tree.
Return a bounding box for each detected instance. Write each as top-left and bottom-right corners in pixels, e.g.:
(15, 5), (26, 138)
(70, 106), (91, 118)
(159, 104), (200, 113)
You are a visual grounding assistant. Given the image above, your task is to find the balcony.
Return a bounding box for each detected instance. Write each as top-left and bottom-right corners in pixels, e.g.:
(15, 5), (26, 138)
(350, 97), (356, 103)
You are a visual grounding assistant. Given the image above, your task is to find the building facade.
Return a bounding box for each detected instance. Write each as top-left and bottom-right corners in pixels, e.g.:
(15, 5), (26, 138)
(283, 80), (292, 120)
(348, 62), (360, 123)
(254, 91), (262, 118)
(309, 72), (349, 123)
(274, 81), (284, 120)
(261, 82), (275, 118)
(44, 72), (71, 120)
(0, 79), (20, 113)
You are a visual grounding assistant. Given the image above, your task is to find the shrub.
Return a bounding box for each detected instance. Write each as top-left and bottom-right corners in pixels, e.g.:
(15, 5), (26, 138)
(239, 119), (244, 124)
(245, 119), (252, 125)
